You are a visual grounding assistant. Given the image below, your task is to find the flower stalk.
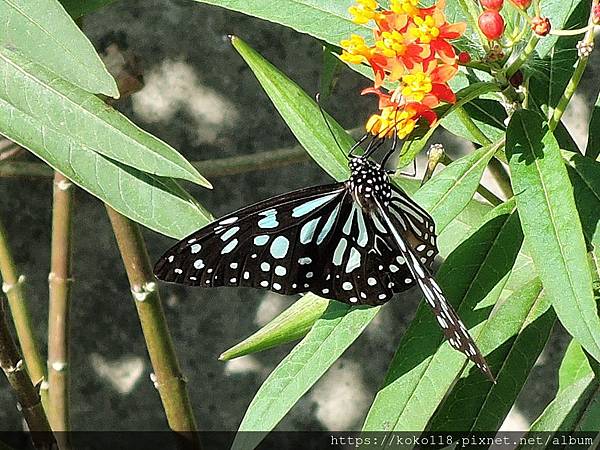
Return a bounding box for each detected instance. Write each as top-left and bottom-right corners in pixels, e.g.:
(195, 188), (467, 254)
(548, 6), (597, 131)
(47, 172), (74, 433)
(105, 206), (200, 448)
(0, 297), (56, 450)
(0, 215), (47, 406)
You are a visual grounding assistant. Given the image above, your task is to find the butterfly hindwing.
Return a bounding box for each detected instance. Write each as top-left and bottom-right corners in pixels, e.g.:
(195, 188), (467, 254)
(375, 198), (495, 382)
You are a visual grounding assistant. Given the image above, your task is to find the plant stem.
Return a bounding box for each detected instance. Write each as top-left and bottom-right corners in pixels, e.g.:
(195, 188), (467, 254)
(0, 215), (48, 405)
(47, 172), (74, 435)
(550, 25), (596, 36)
(105, 207), (200, 448)
(0, 297), (56, 450)
(0, 146), (310, 179)
(548, 12), (597, 131)
(505, 35), (540, 77)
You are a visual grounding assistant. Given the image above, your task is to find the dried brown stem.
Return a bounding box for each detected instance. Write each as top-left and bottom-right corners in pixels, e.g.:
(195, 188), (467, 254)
(47, 173), (74, 434)
(0, 297), (56, 449)
(105, 207), (200, 449)
(0, 215), (48, 405)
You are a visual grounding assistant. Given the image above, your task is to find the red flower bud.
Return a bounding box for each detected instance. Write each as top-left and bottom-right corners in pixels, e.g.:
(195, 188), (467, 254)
(509, 70), (524, 87)
(478, 11), (505, 41)
(593, 4), (600, 25)
(509, 0), (532, 10)
(531, 17), (551, 36)
(480, 0), (504, 11)
(458, 51), (471, 64)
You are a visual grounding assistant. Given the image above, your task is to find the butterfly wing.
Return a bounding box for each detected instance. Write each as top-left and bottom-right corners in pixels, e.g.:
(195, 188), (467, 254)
(154, 183), (416, 306)
(375, 197), (495, 382)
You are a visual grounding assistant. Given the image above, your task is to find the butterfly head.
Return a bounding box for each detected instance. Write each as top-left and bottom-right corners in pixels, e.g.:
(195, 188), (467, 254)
(347, 156), (392, 211)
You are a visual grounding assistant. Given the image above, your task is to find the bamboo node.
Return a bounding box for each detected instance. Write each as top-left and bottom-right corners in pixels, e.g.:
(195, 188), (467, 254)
(51, 361), (68, 372)
(131, 281), (157, 302)
(48, 272), (75, 283)
(55, 178), (73, 191)
(2, 274), (25, 293)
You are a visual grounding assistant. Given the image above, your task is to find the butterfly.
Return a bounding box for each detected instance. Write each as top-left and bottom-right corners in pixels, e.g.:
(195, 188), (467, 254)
(153, 133), (495, 382)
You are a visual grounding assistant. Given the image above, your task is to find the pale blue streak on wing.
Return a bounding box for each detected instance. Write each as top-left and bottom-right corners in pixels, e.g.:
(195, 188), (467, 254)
(220, 226), (240, 241)
(333, 237), (348, 266)
(291, 193), (340, 218)
(356, 209), (369, 247)
(317, 202), (342, 245)
(300, 217), (321, 244)
(345, 246), (361, 273)
(258, 209), (279, 229)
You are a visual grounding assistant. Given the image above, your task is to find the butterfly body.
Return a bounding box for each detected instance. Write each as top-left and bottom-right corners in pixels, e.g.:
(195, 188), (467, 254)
(154, 152), (495, 381)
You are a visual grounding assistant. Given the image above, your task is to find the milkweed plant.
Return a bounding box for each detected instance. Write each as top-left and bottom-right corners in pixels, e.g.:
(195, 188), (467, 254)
(0, 0), (599, 448)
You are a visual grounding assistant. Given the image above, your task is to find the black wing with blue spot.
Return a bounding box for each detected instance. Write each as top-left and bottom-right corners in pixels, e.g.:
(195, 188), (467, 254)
(154, 183), (419, 305)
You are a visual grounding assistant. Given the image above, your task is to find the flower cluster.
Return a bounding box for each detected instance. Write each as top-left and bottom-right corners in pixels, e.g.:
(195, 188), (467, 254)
(340, 0), (465, 139)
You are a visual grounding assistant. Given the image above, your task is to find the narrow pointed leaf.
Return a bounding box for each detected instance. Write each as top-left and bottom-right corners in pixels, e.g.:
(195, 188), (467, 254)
(0, 47), (210, 187)
(564, 152), (600, 286)
(0, 0), (118, 97)
(363, 200), (523, 432)
(219, 294), (329, 361)
(429, 280), (556, 432)
(231, 36), (351, 181)
(517, 376), (599, 449)
(0, 97), (212, 239)
(559, 341), (594, 394)
(195, 1), (368, 46)
(414, 143), (496, 230)
(232, 301), (380, 450)
(507, 109), (600, 363)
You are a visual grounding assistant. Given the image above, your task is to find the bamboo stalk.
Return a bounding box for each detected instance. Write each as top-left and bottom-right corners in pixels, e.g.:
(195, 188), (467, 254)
(105, 206), (200, 449)
(0, 297), (56, 450)
(0, 215), (48, 405)
(47, 173), (74, 435)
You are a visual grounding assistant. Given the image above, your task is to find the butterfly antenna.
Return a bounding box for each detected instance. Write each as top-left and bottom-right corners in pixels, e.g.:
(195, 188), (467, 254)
(315, 93), (350, 160)
(380, 116), (399, 168)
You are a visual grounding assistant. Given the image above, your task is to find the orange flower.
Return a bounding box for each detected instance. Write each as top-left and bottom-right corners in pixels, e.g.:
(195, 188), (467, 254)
(408, 0), (466, 63)
(343, 0), (464, 141)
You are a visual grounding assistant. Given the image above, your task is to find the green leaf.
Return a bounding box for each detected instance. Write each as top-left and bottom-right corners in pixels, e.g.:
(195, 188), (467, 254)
(232, 35), (351, 181)
(414, 143), (497, 230)
(529, 0), (589, 113)
(564, 152), (600, 285)
(429, 280), (556, 432)
(0, 0), (118, 97)
(506, 109), (600, 363)
(219, 294), (329, 361)
(0, 47), (210, 187)
(398, 82), (500, 168)
(441, 99), (506, 145)
(363, 200), (523, 432)
(194, 1), (368, 46)
(0, 96), (212, 238)
(586, 92), (600, 160)
(60, 0), (116, 18)
(233, 301), (380, 450)
(559, 341), (594, 394)
(537, 0), (587, 58)
(517, 377), (599, 448)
